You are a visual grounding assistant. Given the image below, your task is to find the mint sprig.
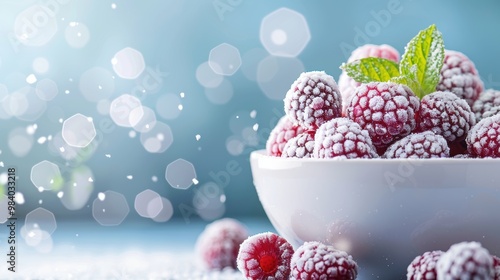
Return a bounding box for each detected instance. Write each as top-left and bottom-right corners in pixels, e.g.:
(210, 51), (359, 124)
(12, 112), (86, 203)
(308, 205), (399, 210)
(340, 57), (399, 83)
(339, 24), (445, 99)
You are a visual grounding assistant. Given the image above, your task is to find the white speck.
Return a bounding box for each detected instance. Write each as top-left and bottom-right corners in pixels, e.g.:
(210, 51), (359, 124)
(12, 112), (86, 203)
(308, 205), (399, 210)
(26, 74), (37, 84)
(50, 179), (54, 184)
(126, 175), (133, 180)
(0, 162), (3, 168)
(69, 78), (73, 82)
(73, 182), (77, 187)
(129, 130), (137, 138)
(38, 186), (44, 192)
(65, 90), (70, 94)
(98, 85), (103, 90)
(156, 133), (164, 141)
(250, 110), (257, 118)
(37, 136), (47, 144)
(88, 177), (93, 182)
(111, 3), (117, 9)
(252, 123), (259, 131)
(178, 104), (183, 111)
(39, 199), (43, 204)
(180, 92), (185, 98)
(151, 176), (158, 182)
(59, 118), (63, 123)
(47, 135), (53, 141)
(26, 124), (37, 135)
(220, 194), (226, 203)
(69, 21), (78, 27)
(192, 178), (199, 185)
(14, 192), (24, 204)
(105, 154), (111, 158)
(98, 192), (106, 201)
(59, 147), (65, 152)
(195, 134), (201, 141)
(76, 233), (79, 237)
(236, 115), (239, 119)
(57, 191), (64, 198)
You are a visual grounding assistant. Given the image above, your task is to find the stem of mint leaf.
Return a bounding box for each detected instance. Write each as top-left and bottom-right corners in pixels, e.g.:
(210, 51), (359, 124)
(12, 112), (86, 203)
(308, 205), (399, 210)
(399, 24), (445, 98)
(340, 57), (400, 83)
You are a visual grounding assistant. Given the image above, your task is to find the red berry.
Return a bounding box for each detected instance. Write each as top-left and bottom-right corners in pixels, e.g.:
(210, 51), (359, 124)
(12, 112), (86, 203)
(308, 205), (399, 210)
(407, 250), (443, 280)
(284, 71), (342, 130)
(383, 131), (449, 159)
(237, 232), (294, 280)
(436, 241), (494, 279)
(436, 49), (484, 107)
(472, 89), (500, 122)
(346, 82), (420, 149)
(281, 131), (316, 158)
(493, 255), (500, 280)
(466, 114), (500, 158)
(339, 44), (400, 114)
(313, 117), (378, 159)
(291, 241), (358, 280)
(195, 218), (248, 270)
(417, 91), (475, 143)
(266, 116), (306, 157)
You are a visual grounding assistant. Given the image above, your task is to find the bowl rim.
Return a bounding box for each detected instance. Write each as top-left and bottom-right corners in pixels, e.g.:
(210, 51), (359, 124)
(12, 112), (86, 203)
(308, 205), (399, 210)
(250, 149), (500, 164)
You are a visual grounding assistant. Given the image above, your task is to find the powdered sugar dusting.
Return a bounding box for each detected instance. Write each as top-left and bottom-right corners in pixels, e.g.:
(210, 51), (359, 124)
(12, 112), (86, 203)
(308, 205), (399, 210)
(472, 89), (500, 122)
(466, 113), (500, 157)
(383, 131), (449, 159)
(436, 241), (494, 279)
(266, 116), (305, 157)
(281, 131), (315, 158)
(407, 250), (443, 280)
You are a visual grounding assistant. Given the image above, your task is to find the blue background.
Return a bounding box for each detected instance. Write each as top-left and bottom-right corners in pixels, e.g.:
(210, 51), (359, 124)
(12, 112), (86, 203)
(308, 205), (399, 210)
(1, 0), (500, 224)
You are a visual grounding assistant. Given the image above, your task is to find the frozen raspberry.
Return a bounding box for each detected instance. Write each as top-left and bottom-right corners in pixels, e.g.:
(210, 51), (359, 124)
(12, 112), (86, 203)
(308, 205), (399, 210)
(281, 131), (315, 158)
(436, 49), (484, 107)
(436, 241), (494, 279)
(383, 131), (449, 159)
(339, 44), (400, 114)
(453, 153), (471, 159)
(492, 255), (500, 280)
(195, 218), (248, 270)
(291, 241), (358, 280)
(266, 116), (305, 157)
(407, 250), (444, 280)
(466, 114), (500, 158)
(417, 91), (475, 143)
(473, 89), (500, 122)
(313, 117), (378, 159)
(346, 82), (420, 149)
(284, 71), (342, 130)
(237, 232), (294, 280)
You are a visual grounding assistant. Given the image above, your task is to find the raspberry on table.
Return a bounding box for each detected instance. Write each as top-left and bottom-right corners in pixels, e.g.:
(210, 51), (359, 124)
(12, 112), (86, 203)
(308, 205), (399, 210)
(284, 71), (342, 130)
(466, 114), (500, 158)
(407, 250), (443, 280)
(472, 89), (500, 122)
(338, 44), (400, 114)
(237, 232), (294, 280)
(266, 116), (306, 157)
(436, 49), (484, 107)
(417, 91), (476, 143)
(383, 131), (450, 159)
(195, 218), (248, 270)
(346, 82), (420, 149)
(281, 131), (315, 158)
(290, 241), (358, 280)
(436, 241), (494, 279)
(313, 117), (378, 159)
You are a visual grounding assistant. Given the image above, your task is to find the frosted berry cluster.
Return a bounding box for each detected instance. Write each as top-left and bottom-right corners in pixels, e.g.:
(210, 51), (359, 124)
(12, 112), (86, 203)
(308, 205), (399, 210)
(237, 232), (358, 280)
(407, 241), (500, 280)
(265, 37), (500, 159)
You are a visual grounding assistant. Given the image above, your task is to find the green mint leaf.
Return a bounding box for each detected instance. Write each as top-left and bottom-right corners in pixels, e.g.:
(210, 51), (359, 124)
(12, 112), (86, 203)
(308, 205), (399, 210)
(340, 57), (400, 83)
(389, 73), (424, 98)
(399, 24), (445, 96)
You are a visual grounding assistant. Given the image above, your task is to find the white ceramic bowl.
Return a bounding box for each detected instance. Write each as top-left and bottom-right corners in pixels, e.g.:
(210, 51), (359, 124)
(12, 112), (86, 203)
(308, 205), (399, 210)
(250, 149), (500, 279)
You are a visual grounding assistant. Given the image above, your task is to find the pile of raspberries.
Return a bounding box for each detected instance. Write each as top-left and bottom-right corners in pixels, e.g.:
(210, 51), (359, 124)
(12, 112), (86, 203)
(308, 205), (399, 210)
(267, 44), (500, 159)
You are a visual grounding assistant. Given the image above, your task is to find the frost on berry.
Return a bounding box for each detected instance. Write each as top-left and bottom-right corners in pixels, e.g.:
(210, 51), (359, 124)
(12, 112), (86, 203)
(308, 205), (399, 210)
(284, 71), (342, 130)
(466, 114), (500, 158)
(339, 44), (400, 114)
(436, 49), (484, 107)
(195, 218), (248, 270)
(436, 241), (494, 279)
(472, 89), (500, 122)
(347, 82), (420, 149)
(237, 232), (294, 280)
(291, 241), (358, 280)
(266, 116), (305, 157)
(407, 250), (443, 280)
(493, 255), (500, 280)
(313, 117), (378, 159)
(417, 91), (476, 143)
(383, 131), (449, 159)
(281, 131), (315, 158)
